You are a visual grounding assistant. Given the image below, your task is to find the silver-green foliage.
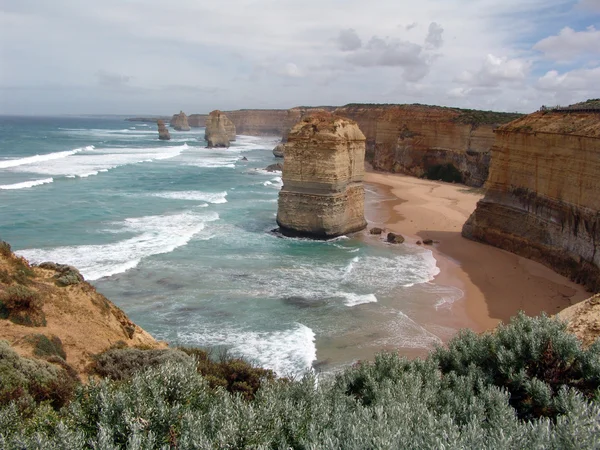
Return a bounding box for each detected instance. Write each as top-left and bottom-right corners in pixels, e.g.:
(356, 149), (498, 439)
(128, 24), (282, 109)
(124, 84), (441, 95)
(1, 314), (599, 449)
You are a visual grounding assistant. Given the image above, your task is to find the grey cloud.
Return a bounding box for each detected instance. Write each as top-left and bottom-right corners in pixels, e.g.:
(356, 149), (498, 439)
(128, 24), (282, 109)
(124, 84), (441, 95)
(425, 22), (444, 49)
(346, 37), (430, 81)
(405, 22), (418, 31)
(337, 29), (362, 51)
(95, 70), (132, 88)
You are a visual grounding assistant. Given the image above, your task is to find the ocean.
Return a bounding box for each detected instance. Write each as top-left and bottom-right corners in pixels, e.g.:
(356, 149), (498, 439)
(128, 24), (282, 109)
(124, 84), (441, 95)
(0, 116), (467, 377)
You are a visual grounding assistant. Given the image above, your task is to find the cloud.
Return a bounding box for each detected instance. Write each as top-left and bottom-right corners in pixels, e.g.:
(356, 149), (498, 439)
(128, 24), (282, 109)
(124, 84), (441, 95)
(95, 70), (131, 88)
(537, 66), (600, 92)
(425, 22), (444, 49)
(533, 26), (600, 61)
(405, 22), (418, 31)
(458, 54), (530, 87)
(281, 63), (303, 78)
(345, 36), (431, 81)
(576, 0), (600, 12)
(337, 29), (362, 51)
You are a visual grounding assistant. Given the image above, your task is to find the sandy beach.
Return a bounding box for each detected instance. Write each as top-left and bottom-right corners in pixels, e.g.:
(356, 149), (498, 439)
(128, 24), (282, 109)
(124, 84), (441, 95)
(364, 172), (590, 333)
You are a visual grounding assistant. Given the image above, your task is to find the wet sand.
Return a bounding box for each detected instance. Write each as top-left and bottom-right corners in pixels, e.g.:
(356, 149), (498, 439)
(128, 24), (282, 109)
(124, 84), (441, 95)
(364, 172), (590, 333)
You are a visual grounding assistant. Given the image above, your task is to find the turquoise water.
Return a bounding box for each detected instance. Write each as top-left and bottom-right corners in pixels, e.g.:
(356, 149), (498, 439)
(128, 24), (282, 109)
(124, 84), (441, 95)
(0, 116), (465, 376)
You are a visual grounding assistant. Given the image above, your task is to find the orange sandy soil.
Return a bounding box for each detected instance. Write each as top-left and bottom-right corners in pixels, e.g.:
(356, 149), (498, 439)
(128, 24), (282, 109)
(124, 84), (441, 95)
(364, 172), (590, 333)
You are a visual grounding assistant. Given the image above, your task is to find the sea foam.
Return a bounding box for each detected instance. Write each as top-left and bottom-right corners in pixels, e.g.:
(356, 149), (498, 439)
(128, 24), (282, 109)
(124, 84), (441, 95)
(0, 148), (86, 169)
(17, 210), (219, 281)
(0, 178), (54, 190)
(180, 323), (316, 378)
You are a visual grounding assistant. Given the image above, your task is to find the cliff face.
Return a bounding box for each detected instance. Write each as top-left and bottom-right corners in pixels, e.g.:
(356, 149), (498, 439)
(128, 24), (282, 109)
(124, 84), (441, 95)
(333, 105), (518, 187)
(204, 110), (235, 148)
(463, 111), (600, 292)
(0, 242), (163, 375)
(170, 111), (191, 131)
(276, 112), (367, 238)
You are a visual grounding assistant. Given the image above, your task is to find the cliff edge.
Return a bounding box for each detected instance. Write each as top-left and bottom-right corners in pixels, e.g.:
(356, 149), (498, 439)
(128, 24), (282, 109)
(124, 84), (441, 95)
(463, 108), (600, 292)
(0, 241), (164, 376)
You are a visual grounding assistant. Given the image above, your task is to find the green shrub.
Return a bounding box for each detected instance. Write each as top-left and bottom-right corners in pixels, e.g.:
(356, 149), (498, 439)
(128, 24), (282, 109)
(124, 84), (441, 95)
(0, 241), (11, 258)
(425, 163), (463, 183)
(431, 312), (600, 421)
(88, 347), (192, 381)
(0, 314), (599, 448)
(179, 347), (277, 400)
(0, 286), (45, 327)
(0, 341), (77, 411)
(0, 269), (11, 285)
(25, 334), (67, 360)
(10, 258), (35, 285)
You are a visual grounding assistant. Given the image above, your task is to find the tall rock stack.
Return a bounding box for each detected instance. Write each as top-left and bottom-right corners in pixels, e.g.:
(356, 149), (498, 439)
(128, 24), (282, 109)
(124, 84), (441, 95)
(462, 107), (600, 291)
(157, 120), (171, 140)
(205, 110), (236, 148)
(276, 112), (368, 238)
(170, 111), (191, 131)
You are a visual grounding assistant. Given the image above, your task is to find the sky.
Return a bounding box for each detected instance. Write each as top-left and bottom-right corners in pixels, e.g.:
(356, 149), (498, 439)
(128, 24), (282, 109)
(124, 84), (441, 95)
(0, 0), (599, 115)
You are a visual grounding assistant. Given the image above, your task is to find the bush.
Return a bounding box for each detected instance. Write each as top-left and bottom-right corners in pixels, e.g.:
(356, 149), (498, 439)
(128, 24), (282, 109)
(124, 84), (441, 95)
(25, 334), (67, 360)
(425, 163), (463, 183)
(0, 314), (599, 448)
(179, 347), (277, 400)
(88, 347), (192, 381)
(0, 241), (11, 258)
(0, 341), (77, 411)
(0, 286), (45, 327)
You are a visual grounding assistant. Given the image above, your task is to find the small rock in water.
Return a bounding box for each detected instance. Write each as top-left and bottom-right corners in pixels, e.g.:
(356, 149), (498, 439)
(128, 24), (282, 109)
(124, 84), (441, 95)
(265, 163), (283, 172)
(386, 232), (405, 244)
(241, 156), (248, 161)
(369, 227), (384, 235)
(423, 239), (434, 245)
(416, 240), (422, 245)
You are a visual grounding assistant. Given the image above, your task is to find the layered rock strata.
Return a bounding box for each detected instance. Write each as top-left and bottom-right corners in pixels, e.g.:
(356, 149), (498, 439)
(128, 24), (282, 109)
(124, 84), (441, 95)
(204, 110), (236, 147)
(204, 110), (233, 148)
(463, 110), (600, 292)
(276, 112), (367, 238)
(170, 111), (191, 131)
(335, 105), (520, 187)
(157, 119), (170, 140)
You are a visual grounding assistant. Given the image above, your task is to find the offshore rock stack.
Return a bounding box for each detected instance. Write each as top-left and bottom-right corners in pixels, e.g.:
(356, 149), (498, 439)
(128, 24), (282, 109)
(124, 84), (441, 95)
(276, 112), (368, 238)
(204, 110), (236, 148)
(170, 111), (191, 131)
(157, 120), (171, 140)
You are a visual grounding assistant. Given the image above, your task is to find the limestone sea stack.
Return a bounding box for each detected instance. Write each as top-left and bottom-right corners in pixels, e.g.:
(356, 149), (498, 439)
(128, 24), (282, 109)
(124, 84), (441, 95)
(276, 112), (368, 238)
(170, 110), (191, 131)
(157, 119), (171, 140)
(205, 110), (236, 148)
(462, 106), (600, 291)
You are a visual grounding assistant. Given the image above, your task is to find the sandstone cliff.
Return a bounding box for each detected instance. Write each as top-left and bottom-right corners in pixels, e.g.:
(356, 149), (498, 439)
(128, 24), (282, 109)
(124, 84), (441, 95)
(0, 242), (164, 376)
(558, 294), (600, 347)
(463, 109), (600, 292)
(170, 111), (191, 131)
(157, 119), (171, 140)
(276, 112), (367, 238)
(334, 104), (521, 187)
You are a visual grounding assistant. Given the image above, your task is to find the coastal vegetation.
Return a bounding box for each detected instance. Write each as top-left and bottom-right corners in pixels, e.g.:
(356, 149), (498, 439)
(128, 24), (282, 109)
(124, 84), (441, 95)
(1, 313), (598, 448)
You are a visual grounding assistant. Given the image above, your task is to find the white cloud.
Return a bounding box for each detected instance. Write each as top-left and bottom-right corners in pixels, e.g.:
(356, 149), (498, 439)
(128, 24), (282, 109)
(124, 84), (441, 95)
(533, 26), (600, 61)
(0, 0), (598, 114)
(537, 66), (600, 91)
(282, 63), (303, 78)
(458, 54), (530, 87)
